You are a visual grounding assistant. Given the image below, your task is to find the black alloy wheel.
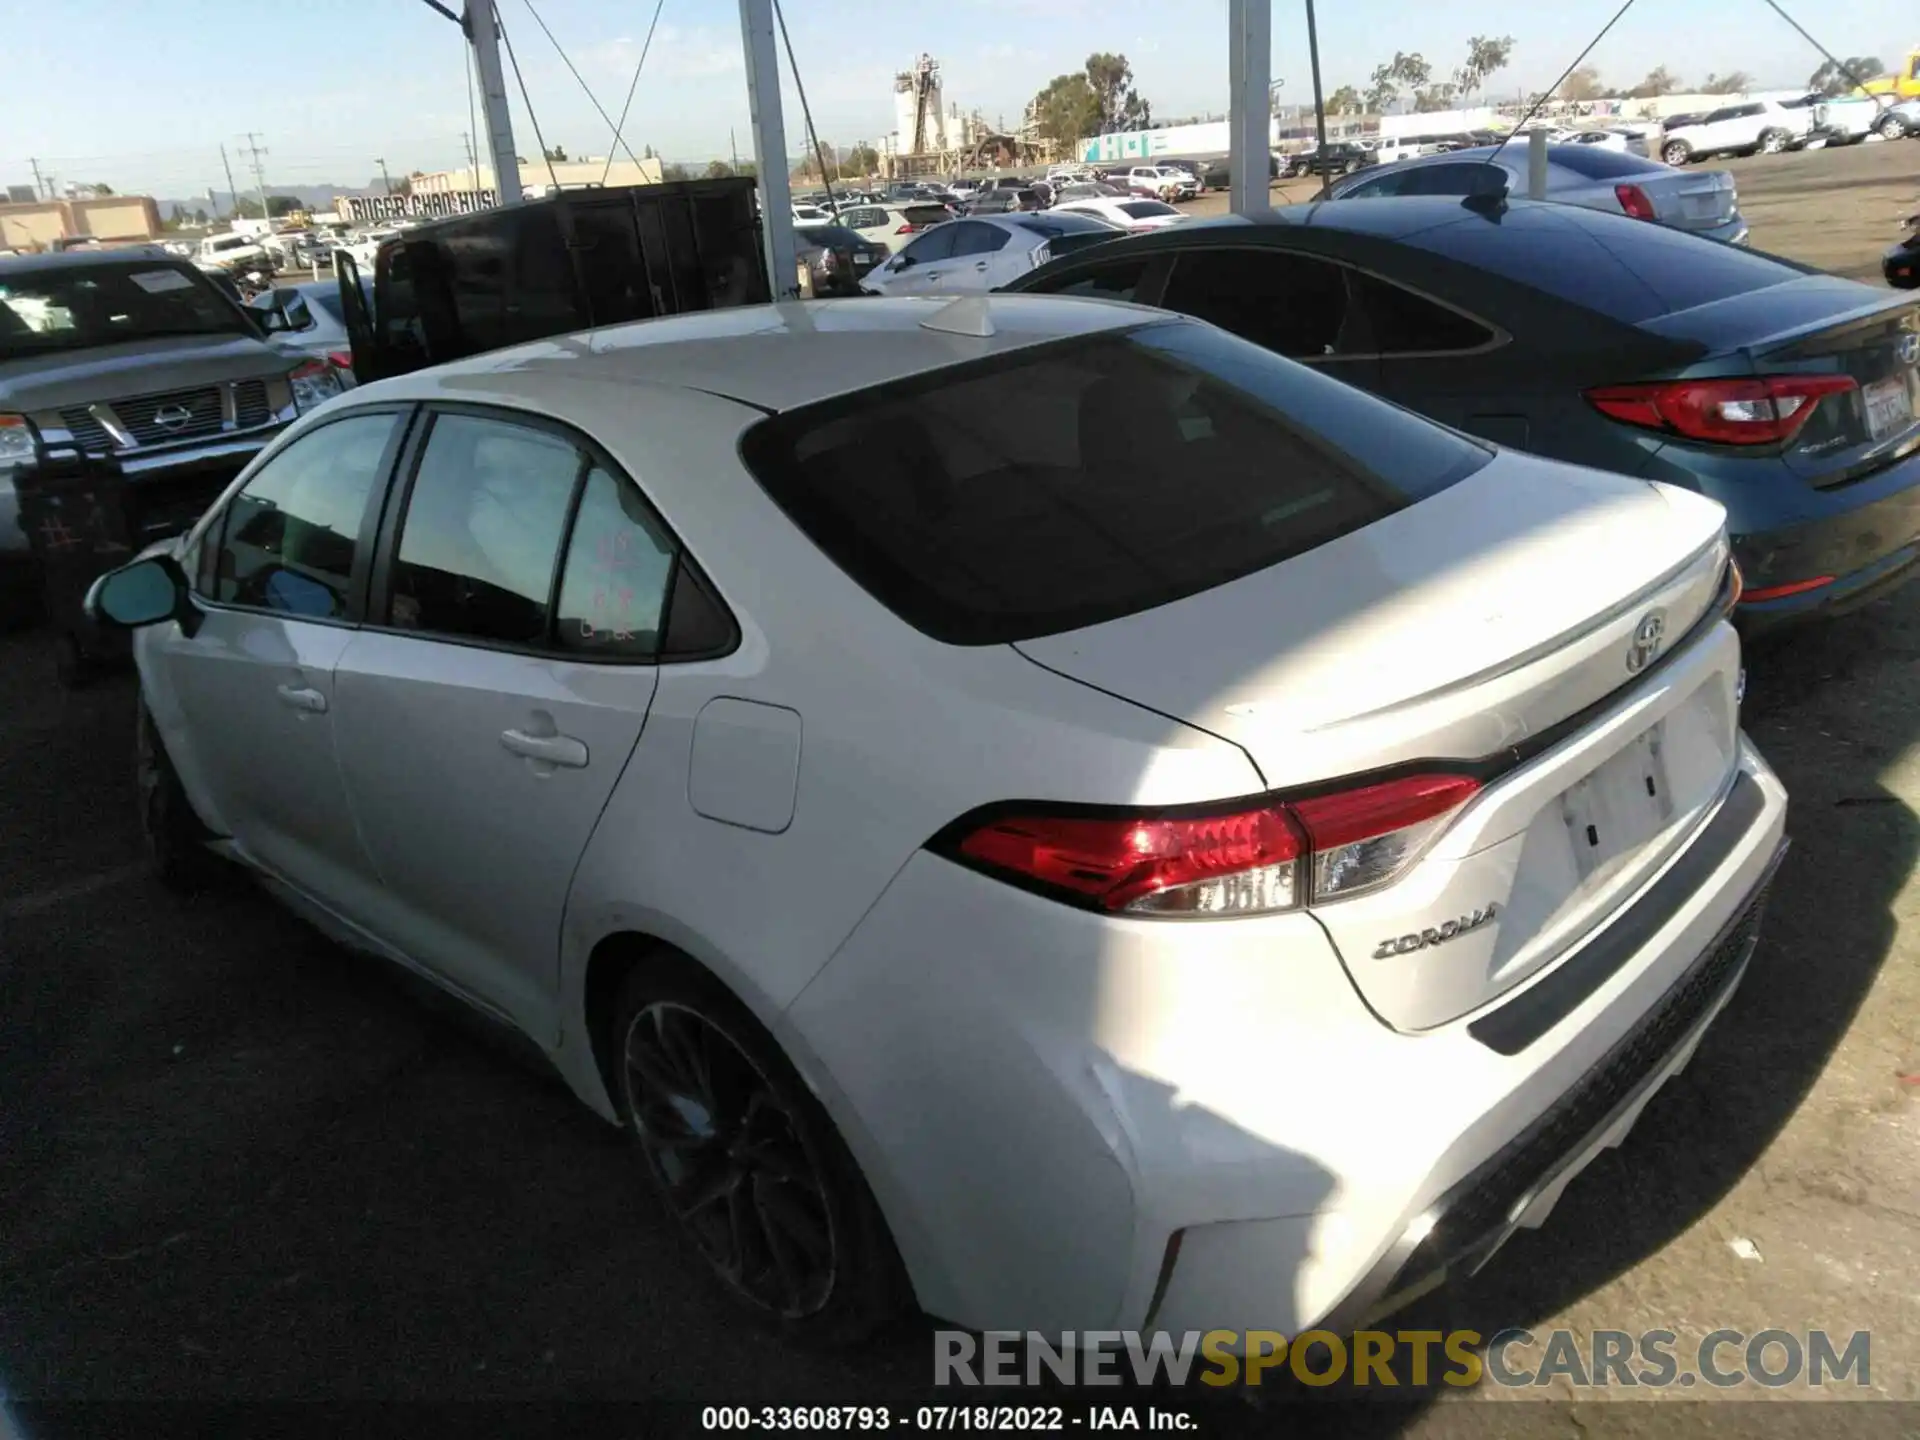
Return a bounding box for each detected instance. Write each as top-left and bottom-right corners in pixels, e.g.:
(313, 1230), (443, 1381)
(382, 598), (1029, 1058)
(623, 998), (838, 1319)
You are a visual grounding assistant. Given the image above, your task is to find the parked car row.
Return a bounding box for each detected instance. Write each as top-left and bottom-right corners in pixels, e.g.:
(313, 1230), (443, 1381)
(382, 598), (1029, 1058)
(40, 163), (1920, 1379)
(1660, 92), (1920, 165)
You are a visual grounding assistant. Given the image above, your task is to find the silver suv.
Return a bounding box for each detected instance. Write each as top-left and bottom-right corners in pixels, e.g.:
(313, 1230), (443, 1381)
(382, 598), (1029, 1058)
(0, 248), (336, 618)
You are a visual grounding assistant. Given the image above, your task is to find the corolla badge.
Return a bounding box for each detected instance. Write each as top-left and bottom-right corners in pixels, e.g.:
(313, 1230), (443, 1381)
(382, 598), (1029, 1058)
(1626, 609), (1667, 674)
(1372, 903), (1500, 959)
(151, 404), (194, 432)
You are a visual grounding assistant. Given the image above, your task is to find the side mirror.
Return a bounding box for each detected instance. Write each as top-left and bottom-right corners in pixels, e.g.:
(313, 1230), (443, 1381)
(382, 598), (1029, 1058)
(84, 554), (192, 631)
(253, 302), (291, 334)
(891, 254), (913, 270)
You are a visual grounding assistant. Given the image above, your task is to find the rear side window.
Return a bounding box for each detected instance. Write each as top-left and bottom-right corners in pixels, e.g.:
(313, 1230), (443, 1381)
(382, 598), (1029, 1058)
(1550, 146), (1663, 179)
(1399, 207), (1806, 322)
(1159, 249), (1354, 360)
(738, 323), (1489, 645)
(1350, 271), (1495, 354)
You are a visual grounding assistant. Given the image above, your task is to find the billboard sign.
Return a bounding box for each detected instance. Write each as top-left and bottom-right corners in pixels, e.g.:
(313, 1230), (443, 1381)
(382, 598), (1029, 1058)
(335, 190), (499, 223)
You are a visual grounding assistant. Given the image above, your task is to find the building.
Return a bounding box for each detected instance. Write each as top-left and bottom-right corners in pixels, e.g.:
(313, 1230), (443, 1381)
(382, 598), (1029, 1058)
(412, 155), (665, 198)
(0, 194), (162, 252)
(872, 55), (997, 175)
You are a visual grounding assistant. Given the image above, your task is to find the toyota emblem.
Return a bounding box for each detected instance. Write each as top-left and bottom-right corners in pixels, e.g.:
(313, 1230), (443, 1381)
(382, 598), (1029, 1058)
(1898, 332), (1920, 367)
(1626, 610), (1667, 674)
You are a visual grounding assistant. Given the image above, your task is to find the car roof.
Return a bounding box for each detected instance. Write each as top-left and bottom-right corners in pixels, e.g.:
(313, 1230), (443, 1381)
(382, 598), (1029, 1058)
(350, 295), (1156, 414)
(1366, 142), (1652, 175)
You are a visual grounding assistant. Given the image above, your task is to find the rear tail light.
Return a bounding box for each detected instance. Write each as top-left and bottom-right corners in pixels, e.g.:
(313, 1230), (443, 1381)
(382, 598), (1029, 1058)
(1586, 374), (1858, 446)
(1613, 183), (1658, 221)
(894, 223), (919, 234)
(1742, 574), (1834, 602)
(943, 772), (1480, 917)
(326, 349), (353, 371)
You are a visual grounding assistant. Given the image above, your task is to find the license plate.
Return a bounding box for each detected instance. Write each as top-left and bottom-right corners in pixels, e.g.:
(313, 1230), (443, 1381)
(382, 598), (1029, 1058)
(1561, 725), (1675, 882)
(854, 255), (874, 268)
(1865, 375), (1912, 441)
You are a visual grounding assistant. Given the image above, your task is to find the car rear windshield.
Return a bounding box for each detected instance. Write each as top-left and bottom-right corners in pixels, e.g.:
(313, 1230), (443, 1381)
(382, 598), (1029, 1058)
(738, 322), (1491, 644)
(0, 262), (246, 355)
(903, 205), (952, 227)
(809, 225), (866, 248)
(1549, 145), (1660, 179)
(1399, 206), (1811, 323)
(1120, 201), (1178, 218)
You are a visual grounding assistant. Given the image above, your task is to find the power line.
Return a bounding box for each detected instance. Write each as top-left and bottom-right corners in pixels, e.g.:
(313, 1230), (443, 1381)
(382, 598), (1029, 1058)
(773, 0), (837, 207)
(519, 0), (645, 171)
(602, 0), (669, 185)
(494, 11), (559, 191)
(1484, 0), (1638, 170)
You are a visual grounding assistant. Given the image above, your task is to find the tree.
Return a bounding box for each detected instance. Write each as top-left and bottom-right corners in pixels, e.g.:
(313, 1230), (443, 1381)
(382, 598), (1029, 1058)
(1031, 72), (1101, 147)
(1559, 66), (1606, 102)
(705, 160), (734, 178)
(89, 182), (115, 196)
(1366, 51), (1431, 113)
(642, 143), (656, 160)
(846, 142), (880, 174)
(1809, 56), (1884, 96)
(1452, 35), (1515, 99)
(1413, 83), (1458, 112)
(1701, 71), (1752, 95)
(1085, 52), (1151, 133)
(1326, 85), (1363, 115)
(1624, 65), (1682, 98)
(191, 207), (208, 225)
(543, 144), (570, 162)
(661, 162), (689, 181)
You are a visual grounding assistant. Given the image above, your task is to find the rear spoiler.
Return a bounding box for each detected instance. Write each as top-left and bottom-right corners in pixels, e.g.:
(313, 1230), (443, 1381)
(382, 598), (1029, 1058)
(1636, 275), (1920, 356)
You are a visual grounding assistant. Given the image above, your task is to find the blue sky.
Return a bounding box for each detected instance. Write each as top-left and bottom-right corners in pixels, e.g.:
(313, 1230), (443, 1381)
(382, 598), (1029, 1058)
(2, 0), (1913, 198)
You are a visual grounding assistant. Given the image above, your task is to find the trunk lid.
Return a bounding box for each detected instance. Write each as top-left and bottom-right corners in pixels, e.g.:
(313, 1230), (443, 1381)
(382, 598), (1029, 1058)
(1635, 168), (1738, 232)
(1643, 281), (1920, 489)
(1015, 451), (1740, 1030)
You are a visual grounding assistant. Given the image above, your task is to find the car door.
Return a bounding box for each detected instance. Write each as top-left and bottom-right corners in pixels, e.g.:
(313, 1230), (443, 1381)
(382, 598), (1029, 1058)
(874, 223), (958, 294)
(945, 221), (1011, 291)
(328, 407), (676, 1033)
(1152, 246), (1383, 388)
(150, 407), (410, 912)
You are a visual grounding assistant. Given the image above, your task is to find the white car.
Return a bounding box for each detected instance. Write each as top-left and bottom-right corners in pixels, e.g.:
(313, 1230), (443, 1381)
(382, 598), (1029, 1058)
(1565, 129), (1652, 157)
(1661, 98), (1817, 164)
(792, 204), (834, 228)
(1117, 165), (1198, 201)
(829, 200), (957, 255)
(859, 213), (1118, 294)
(194, 231), (272, 272)
(1051, 197), (1187, 231)
(86, 294), (1786, 1348)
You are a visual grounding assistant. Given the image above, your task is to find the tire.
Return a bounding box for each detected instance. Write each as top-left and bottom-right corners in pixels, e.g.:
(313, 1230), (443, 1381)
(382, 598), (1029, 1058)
(137, 698), (223, 892)
(1879, 115), (1906, 140)
(611, 957), (907, 1347)
(1758, 129), (1788, 155)
(1662, 140), (1692, 165)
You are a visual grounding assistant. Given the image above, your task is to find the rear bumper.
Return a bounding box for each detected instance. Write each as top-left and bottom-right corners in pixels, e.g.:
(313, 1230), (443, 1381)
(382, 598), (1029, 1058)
(1718, 447), (1920, 631)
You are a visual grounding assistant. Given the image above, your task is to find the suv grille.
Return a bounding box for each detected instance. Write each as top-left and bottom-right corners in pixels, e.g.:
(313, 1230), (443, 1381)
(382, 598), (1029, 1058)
(57, 379), (276, 454)
(112, 385), (224, 445)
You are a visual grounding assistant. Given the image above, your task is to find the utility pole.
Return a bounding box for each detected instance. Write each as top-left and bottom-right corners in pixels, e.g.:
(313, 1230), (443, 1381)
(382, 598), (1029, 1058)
(239, 131), (270, 221)
(29, 158), (45, 199)
(465, 0), (520, 203)
(730, 128), (739, 172)
(462, 132), (479, 187)
(737, 0), (796, 297)
(219, 143), (239, 220)
(377, 158), (393, 195)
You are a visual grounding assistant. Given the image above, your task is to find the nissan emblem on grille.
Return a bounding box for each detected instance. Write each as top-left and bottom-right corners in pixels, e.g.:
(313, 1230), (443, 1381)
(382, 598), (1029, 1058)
(151, 405), (194, 432)
(1626, 609), (1667, 674)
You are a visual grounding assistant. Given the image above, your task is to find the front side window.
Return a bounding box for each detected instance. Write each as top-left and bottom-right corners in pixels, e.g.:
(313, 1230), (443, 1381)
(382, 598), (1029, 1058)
(739, 321), (1489, 645)
(214, 411), (399, 618)
(386, 414), (581, 645)
(1028, 258), (1150, 302)
(901, 226), (958, 264)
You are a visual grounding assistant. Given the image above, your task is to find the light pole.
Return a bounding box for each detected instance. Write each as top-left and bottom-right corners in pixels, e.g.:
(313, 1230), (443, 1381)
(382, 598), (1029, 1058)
(1304, 0), (1331, 185)
(377, 158), (393, 195)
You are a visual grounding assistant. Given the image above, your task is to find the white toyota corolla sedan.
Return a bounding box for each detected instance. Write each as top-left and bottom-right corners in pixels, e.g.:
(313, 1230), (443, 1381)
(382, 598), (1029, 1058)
(88, 294), (1788, 1347)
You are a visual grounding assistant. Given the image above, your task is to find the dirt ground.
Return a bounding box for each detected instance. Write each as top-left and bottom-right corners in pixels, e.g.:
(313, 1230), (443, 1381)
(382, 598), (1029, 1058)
(1183, 133), (1920, 282)
(5, 142), (1920, 1438)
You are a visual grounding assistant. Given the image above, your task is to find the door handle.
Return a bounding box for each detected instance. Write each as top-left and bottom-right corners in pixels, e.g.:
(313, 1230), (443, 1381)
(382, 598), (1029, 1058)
(500, 727), (589, 768)
(926, 270), (942, 280)
(275, 683), (328, 714)
(975, 262), (988, 271)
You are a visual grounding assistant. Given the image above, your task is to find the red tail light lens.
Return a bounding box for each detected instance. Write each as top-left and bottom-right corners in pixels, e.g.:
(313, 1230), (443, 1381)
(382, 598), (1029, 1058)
(327, 349), (353, 370)
(894, 223), (919, 234)
(1586, 375), (1858, 446)
(1614, 183), (1658, 221)
(947, 772), (1479, 917)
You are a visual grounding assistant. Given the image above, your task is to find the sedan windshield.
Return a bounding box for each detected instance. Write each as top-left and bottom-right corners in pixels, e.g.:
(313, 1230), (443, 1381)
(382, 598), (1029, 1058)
(0, 262), (246, 355)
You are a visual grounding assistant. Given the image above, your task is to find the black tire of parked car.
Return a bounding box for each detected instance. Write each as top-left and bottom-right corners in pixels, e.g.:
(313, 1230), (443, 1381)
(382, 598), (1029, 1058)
(137, 698), (224, 892)
(610, 953), (909, 1348)
(1757, 129), (1791, 155)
